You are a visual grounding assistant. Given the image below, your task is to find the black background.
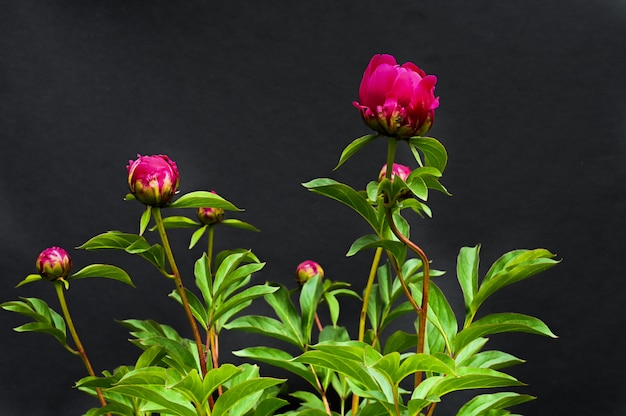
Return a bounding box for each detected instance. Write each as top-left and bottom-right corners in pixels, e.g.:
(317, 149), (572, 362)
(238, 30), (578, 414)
(1, 1), (625, 414)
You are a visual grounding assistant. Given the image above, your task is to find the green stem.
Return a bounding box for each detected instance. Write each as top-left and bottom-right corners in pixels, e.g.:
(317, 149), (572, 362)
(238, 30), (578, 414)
(54, 281), (108, 409)
(153, 207), (208, 376)
(386, 209), (430, 388)
(207, 225), (215, 274)
(386, 138), (398, 180)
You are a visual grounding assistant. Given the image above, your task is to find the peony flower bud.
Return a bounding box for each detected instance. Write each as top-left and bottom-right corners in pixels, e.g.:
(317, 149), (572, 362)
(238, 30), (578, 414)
(296, 260), (324, 285)
(353, 54), (439, 139)
(379, 163), (412, 182)
(197, 191), (225, 225)
(36, 247), (72, 281)
(127, 154), (180, 207)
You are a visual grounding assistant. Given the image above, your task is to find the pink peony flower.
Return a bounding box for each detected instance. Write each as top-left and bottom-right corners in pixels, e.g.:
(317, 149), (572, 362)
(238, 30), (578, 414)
(197, 191), (224, 225)
(127, 154), (180, 206)
(295, 260), (324, 285)
(379, 163), (412, 182)
(354, 54), (439, 138)
(36, 246), (72, 281)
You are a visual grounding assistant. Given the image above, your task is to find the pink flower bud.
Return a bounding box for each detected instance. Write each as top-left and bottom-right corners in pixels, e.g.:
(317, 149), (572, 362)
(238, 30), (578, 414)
(296, 260), (324, 285)
(379, 163), (412, 182)
(36, 247), (72, 281)
(197, 191), (225, 225)
(353, 54), (439, 139)
(127, 154), (180, 207)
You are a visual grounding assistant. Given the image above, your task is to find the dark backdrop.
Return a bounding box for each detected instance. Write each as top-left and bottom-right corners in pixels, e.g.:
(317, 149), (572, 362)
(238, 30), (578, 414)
(1, 1), (625, 414)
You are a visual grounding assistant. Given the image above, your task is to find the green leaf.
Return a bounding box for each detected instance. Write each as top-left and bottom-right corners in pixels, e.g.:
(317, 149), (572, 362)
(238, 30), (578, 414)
(457, 392), (535, 416)
(334, 133), (379, 170)
(203, 364), (242, 401)
(159, 215), (200, 229)
(413, 367), (524, 400)
(169, 288), (208, 328)
(406, 174), (428, 201)
(69, 264), (135, 287)
(212, 377), (285, 416)
(169, 191), (240, 211)
(457, 245), (480, 309)
(409, 136), (448, 172)
(225, 315), (303, 347)
(263, 285), (305, 347)
(300, 275), (324, 345)
(221, 219), (261, 232)
(188, 225), (207, 249)
(1, 298), (67, 346)
(383, 330), (417, 355)
(470, 249), (559, 318)
(302, 178), (381, 232)
(459, 350), (525, 370)
(106, 384), (197, 416)
(77, 231), (165, 271)
(456, 313), (557, 351)
(139, 206), (152, 235)
(233, 347), (318, 388)
(396, 353), (456, 382)
(211, 284), (279, 325)
(254, 397), (289, 416)
(15, 274), (43, 288)
(294, 349), (380, 392)
(347, 234), (406, 265)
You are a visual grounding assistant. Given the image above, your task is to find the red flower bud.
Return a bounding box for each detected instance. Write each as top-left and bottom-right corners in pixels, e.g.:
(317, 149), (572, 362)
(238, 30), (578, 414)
(197, 191), (225, 225)
(295, 260), (324, 285)
(378, 163), (412, 182)
(354, 54), (439, 139)
(36, 247), (72, 281)
(127, 154), (180, 207)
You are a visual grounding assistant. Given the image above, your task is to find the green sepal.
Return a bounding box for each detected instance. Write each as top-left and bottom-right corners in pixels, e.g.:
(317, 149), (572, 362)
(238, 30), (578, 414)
(168, 190), (240, 211)
(333, 133), (379, 170)
(69, 264), (135, 287)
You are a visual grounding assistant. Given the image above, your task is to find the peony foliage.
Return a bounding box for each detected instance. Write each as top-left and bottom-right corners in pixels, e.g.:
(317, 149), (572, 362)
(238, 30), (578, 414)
(2, 53), (558, 416)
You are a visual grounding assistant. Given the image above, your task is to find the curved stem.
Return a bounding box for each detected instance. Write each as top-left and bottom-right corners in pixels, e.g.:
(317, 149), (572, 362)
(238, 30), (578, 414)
(386, 209), (430, 387)
(310, 364), (332, 415)
(153, 207), (208, 376)
(54, 282), (107, 409)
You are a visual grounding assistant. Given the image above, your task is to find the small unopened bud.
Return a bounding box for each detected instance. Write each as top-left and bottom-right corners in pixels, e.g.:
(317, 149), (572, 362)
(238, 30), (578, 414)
(378, 163), (412, 182)
(296, 260), (324, 285)
(36, 247), (72, 281)
(197, 206), (224, 225)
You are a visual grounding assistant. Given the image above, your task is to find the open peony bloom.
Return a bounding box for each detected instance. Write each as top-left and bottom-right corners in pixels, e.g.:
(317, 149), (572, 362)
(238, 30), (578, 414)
(295, 260), (324, 285)
(36, 246), (72, 281)
(354, 54), (439, 138)
(379, 163), (412, 182)
(127, 154), (180, 207)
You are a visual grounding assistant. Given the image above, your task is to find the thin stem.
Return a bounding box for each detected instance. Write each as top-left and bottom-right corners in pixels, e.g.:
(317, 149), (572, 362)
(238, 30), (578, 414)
(425, 402), (437, 416)
(386, 209), (430, 387)
(207, 225), (215, 274)
(352, 138), (398, 416)
(153, 207), (208, 376)
(310, 364), (332, 415)
(54, 282), (108, 409)
(386, 138), (398, 180)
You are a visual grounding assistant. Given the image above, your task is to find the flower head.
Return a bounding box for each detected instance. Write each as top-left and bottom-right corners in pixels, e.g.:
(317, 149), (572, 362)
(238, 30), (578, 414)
(127, 154), (180, 206)
(36, 247), (72, 281)
(379, 163), (412, 182)
(296, 260), (324, 285)
(354, 54), (439, 138)
(197, 192), (224, 225)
